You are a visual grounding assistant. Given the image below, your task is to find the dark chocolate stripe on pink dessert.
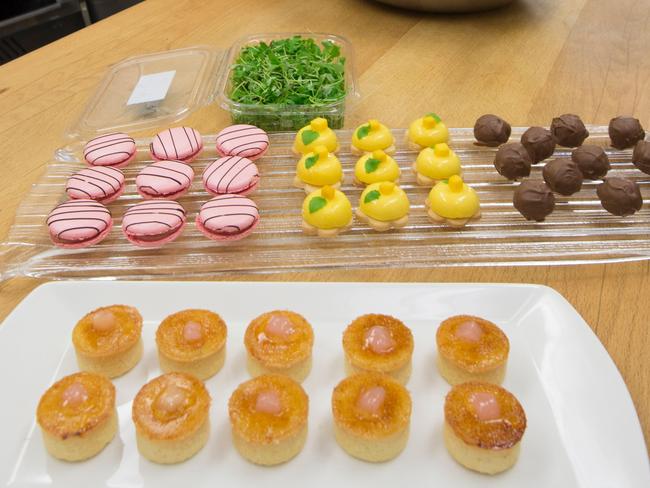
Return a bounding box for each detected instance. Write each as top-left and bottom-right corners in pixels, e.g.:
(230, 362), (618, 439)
(66, 166), (124, 200)
(122, 200), (186, 233)
(151, 127), (203, 161)
(198, 195), (259, 233)
(216, 124), (268, 158)
(203, 156), (258, 194)
(46, 200), (111, 241)
(83, 132), (135, 165)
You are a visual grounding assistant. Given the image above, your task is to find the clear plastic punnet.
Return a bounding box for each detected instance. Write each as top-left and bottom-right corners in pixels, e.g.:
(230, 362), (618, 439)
(2, 125), (650, 281)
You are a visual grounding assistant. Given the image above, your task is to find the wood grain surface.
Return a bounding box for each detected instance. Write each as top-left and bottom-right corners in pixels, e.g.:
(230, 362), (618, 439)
(0, 0), (648, 448)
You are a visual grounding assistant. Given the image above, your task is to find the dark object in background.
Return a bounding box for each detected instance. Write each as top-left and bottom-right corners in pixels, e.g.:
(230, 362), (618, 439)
(513, 180), (555, 222)
(85, 0), (142, 23)
(494, 143), (531, 180)
(521, 126), (556, 164)
(0, 0), (142, 65)
(571, 145), (610, 180)
(597, 177), (643, 216)
(632, 140), (650, 175)
(542, 158), (583, 196)
(608, 116), (645, 149)
(550, 114), (589, 147)
(474, 114), (511, 147)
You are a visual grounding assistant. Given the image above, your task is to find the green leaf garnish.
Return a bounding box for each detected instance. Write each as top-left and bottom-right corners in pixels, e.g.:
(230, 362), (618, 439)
(442, 179), (449, 184)
(301, 130), (319, 146)
(305, 154), (319, 169)
(309, 196), (327, 213)
(364, 190), (381, 204)
(228, 36), (347, 132)
(427, 112), (442, 122)
(356, 124), (371, 139)
(365, 158), (381, 173)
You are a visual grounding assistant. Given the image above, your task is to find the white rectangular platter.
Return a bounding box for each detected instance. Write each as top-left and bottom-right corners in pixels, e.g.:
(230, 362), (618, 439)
(0, 281), (648, 487)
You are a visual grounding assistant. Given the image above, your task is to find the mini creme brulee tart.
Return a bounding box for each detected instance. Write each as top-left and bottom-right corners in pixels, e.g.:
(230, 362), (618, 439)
(228, 374), (309, 466)
(72, 305), (143, 378)
(156, 309), (227, 380)
(444, 382), (526, 475)
(132, 372), (211, 464)
(36, 372), (117, 461)
(244, 310), (314, 383)
(343, 314), (414, 384)
(436, 315), (509, 386)
(332, 372), (411, 462)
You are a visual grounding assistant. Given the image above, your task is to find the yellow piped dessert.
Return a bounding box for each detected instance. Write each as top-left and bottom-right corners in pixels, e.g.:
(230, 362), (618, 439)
(245, 310), (314, 382)
(444, 382), (526, 475)
(229, 374), (309, 466)
(351, 119), (395, 155)
(353, 149), (401, 186)
(436, 315), (509, 385)
(425, 175), (481, 227)
(37, 372), (117, 461)
(407, 113), (450, 149)
(332, 372), (411, 462)
(343, 313), (414, 384)
(293, 145), (344, 193)
(301, 185), (352, 237)
(356, 182), (410, 232)
(413, 142), (461, 186)
(156, 309), (227, 380)
(132, 372), (211, 464)
(293, 117), (338, 154)
(72, 305), (143, 378)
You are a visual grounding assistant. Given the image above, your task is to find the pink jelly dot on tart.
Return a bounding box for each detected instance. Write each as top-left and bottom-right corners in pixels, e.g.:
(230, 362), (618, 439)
(202, 156), (260, 196)
(266, 314), (295, 338)
(136, 160), (194, 200)
(61, 382), (89, 408)
(455, 319), (483, 342)
(92, 310), (116, 333)
(357, 386), (386, 415)
(364, 325), (396, 354)
(121, 200), (186, 248)
(471, 391), (501, 422)
(150, 127), (203, 163)
(66, 166), (125, 204)
(46, 199), (113, 248)
(83, 132), (136, 168)
(216, 124), (269, 160)
(255, 390), (283, 415)
(182, 321), (203, 343)
(196, 194), (260, 241)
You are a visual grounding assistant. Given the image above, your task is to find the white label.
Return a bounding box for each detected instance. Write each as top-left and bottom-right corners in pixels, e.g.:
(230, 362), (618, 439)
(127, 70), (176, 105)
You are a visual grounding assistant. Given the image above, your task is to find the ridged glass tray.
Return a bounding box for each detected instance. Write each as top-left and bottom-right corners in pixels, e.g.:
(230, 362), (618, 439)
(1, 125), (649, 280)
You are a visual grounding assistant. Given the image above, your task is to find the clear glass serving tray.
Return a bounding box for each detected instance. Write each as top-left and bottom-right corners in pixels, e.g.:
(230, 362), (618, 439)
(1, 125), (649, 280)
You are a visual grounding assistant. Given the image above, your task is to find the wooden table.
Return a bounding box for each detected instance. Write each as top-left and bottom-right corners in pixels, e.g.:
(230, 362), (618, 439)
(0, 0), (648, 448)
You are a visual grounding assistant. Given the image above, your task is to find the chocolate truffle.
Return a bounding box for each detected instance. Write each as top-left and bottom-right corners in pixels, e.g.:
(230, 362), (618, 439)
(597, 177), (643, 216)
(550, 114), (589, 147)
(521, 126), (556, 163)
(542, 158), (583, 196)
(474, 114), (511, 146)
(571, 145), (610, 180)
(609, 116), (645, 149)
(513, 180), (555, 222)
(494, 143), (532, 180)
(632, 140), (650, 175)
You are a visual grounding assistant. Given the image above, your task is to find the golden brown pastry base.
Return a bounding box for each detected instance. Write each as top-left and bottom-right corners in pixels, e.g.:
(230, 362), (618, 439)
(136, 418), (210, 464)
(344, 355), (412, 385)
(158, 347), (225, 381)
(232, 424), (307, 466)
(301, 220), (351, 237)
(76, 338), (143, 378)
(444, 421), (521, 475)
(41, 408), (117, 462)
(355, 208), (409, 232)
(247, 354), (312, 383)
(426, 205), (482, 228)
(437, 354), (506, 386)
(350, 144), (396, 156)
(412, 163), (463, 187)
(352, 176), (400, 187)
(334, 420), (409, 463)
(292, 176), (342, 194)
(292, 144), (340, 155)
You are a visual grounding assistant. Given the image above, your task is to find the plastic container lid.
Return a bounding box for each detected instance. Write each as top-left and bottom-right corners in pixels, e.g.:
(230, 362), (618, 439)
(66, 46), (223, 140)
